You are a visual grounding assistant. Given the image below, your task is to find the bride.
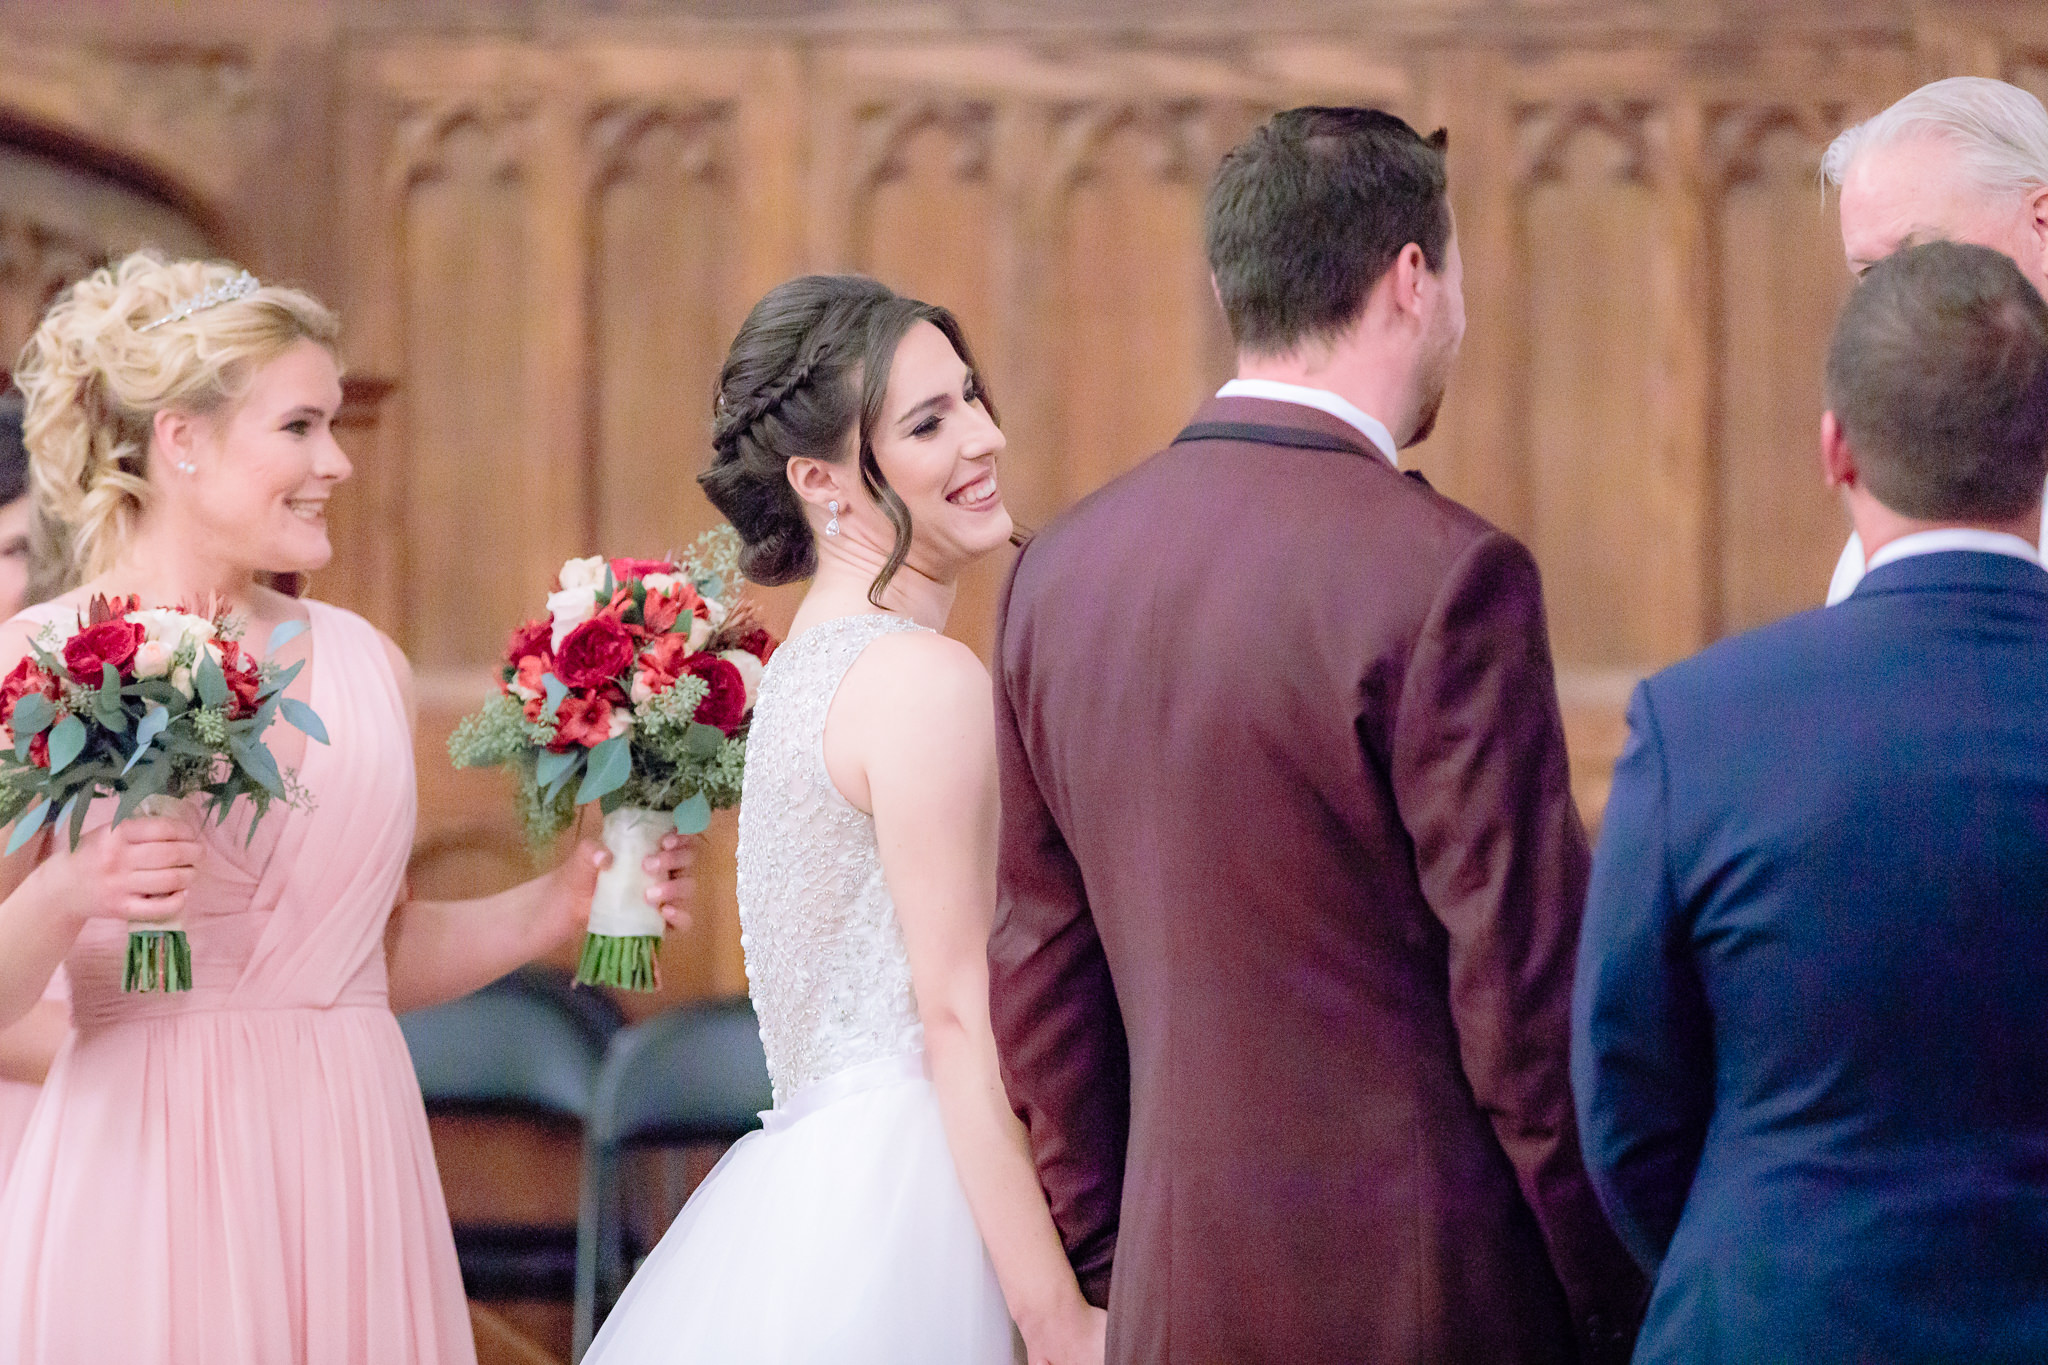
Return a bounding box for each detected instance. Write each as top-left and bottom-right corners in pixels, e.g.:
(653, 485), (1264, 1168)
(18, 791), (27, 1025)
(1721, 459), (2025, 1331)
(583, 275), (1105, 1365)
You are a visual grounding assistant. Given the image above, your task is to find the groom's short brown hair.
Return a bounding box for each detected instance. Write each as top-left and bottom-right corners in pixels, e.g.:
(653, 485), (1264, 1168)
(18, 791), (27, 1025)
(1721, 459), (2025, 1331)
(1827, 240), (2048, 521)
(1205, 107), (1450, 357)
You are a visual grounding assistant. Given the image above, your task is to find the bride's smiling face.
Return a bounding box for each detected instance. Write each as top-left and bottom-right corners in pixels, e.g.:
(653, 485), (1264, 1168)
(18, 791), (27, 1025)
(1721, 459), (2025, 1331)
(865, 320), (1012, 579)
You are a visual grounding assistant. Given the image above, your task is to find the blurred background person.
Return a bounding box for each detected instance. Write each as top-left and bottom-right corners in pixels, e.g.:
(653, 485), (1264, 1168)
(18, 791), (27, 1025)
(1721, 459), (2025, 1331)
(0, 387), (65, 1184)
(1822, 76), (2048, 603)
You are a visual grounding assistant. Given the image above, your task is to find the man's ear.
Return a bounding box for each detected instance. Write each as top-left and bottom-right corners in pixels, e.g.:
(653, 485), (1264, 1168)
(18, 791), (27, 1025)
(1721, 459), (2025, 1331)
(2024, 184), (2048, 283)
(1387, 243), (1431, 327)
(786, 455), (846, 511)
(1820, 410), (1859, 492)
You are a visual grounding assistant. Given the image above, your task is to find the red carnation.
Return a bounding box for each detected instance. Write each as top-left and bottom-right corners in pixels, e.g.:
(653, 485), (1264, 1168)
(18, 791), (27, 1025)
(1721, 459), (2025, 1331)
(549, 691), (613, 751)
(681, 653), (747, 735)
(731, 628), (778, 664)
(555, 616), (636, 691)
(506, 617), (553, 669)
(64, 619), (145, 684)
(609, 557), (675, 584)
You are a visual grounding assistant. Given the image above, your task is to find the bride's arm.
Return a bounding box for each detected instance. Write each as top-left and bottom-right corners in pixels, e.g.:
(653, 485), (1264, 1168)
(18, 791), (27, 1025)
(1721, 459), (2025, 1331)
(848, 633), (1105, 1365)
(376, 632), (698, 1015)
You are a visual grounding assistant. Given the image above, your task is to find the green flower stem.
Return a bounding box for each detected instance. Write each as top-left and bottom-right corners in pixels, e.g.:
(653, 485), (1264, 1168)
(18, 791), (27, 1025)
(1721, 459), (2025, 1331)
(574, 932), (662, 992)
(123, 927), (192, 993)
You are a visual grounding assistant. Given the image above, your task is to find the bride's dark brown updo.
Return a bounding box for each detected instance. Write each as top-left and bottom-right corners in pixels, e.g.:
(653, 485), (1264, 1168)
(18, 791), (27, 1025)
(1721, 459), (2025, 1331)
(700, 274), (995, 602)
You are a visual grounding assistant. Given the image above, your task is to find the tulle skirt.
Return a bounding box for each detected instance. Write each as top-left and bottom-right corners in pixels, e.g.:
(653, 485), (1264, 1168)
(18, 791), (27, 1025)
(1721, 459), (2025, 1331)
(585, 1051), (1020, 1364)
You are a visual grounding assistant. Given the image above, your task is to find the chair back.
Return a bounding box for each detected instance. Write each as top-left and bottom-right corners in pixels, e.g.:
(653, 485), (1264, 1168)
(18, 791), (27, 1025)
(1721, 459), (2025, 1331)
(400, 967), (628, 1304)
(572, 996), (772, 1358)
(401, 966), (626, 1121)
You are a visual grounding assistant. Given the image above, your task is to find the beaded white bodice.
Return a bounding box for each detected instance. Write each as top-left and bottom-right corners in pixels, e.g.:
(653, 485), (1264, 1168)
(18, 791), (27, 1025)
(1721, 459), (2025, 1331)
(736, 612), (931, 1106)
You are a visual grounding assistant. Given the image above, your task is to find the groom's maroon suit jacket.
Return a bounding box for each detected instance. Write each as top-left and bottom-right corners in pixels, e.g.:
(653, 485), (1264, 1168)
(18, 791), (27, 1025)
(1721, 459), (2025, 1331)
(989, 397), (1646, 1364)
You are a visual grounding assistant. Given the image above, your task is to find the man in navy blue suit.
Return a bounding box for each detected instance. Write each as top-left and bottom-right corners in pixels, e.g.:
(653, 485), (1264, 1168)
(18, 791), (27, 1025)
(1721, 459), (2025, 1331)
(1573, 239), (2048, 1364)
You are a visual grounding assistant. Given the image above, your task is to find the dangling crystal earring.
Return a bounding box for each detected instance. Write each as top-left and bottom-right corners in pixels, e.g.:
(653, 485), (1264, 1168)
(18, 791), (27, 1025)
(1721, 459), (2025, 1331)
(174, 460), (196, 475)
(825, 500), (840, 537)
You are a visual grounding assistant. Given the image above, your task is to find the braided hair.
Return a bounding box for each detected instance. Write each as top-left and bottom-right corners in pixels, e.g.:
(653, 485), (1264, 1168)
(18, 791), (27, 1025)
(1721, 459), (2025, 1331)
(700, 274), (996, 602)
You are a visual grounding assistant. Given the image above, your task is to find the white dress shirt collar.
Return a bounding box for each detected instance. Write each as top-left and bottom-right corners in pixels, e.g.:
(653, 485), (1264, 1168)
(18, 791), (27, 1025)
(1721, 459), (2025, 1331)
(1215, 379), (1398, 468)
(1863, 527), (2044, 576)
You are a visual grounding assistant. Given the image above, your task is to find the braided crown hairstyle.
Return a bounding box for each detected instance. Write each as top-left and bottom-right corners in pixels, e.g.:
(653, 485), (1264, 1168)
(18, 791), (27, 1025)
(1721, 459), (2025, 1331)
(701, 274), (996, 604)
(12, 250), (339, 583)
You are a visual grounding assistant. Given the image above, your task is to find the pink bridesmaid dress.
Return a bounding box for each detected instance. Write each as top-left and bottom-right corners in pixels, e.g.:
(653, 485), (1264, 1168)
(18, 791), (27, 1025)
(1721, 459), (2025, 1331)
(0, 599), (475, 1364)
(0, 969), (66, 1181)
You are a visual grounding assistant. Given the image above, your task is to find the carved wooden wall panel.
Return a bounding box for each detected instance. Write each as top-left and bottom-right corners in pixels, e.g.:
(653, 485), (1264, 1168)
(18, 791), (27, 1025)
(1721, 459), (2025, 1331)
(1519, 107), (1674, 668)
(588, 102), (739, 560)
(1711, 113), (1856, 636)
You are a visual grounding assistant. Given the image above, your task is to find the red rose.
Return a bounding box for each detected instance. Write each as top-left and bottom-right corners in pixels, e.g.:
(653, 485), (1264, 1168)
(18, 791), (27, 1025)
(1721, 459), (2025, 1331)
(217, 640), (262, 719)
(549, 691), (613, 751)
(731, 628), (779, 664)
(610, 557), (676, 584)
(64, 619), (144, 684)
(506, 617), (553, 669)
(555, 615), (636, 691)
(681, 653), (747, 735)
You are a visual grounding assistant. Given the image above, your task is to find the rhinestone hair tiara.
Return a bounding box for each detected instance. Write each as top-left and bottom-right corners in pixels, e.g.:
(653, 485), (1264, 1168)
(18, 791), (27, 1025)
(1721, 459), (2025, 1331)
(136, 271), (260, 333)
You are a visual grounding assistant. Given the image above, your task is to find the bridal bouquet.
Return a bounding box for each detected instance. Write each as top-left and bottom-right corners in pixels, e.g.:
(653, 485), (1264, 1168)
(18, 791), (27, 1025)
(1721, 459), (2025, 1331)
(449, 528), (774, 990)
(0, 595), (326, 991)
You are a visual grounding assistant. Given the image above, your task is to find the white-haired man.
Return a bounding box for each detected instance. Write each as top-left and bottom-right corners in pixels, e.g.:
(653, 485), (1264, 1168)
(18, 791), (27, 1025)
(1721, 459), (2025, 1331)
(1822, 76), (2048, 603)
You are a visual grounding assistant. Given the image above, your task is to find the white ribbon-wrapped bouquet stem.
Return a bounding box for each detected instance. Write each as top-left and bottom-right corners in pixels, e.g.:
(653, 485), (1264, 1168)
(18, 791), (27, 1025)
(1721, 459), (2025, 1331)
(575, 807), (671, 990)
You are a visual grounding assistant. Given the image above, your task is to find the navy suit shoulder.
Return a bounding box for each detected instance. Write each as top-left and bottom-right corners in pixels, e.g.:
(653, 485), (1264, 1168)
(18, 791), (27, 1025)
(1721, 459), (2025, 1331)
(1576, 548), (2048, 1365)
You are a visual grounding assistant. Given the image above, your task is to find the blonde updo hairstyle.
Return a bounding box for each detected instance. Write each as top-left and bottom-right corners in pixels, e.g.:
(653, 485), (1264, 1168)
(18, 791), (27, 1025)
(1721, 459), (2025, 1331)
(12, 250), (341, 584)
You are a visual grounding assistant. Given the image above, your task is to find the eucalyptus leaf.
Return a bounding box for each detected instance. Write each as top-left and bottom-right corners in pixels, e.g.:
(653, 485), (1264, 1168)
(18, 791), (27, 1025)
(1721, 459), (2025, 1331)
(230, 737), (285, 798)
(535, 747), (578, 793)
(672, 790), (712, 835)
(5, 799), (49, 856)
(116, 759), (170, 820)
(46, 715), (86, 775)
(64, 789), (90, 851)
(194, 652), (229, 708)
(576, 735), (631, 806)
(261, 658), (305, 700)
(95, 694), (129, 733)
(684, 722), (726, 759)
(124, 705), (171, 776)
(278, 698), (328, 744)
(267, 619), (307, 657)
(12, 694), (53, 737)
(541, 674), (568, 723)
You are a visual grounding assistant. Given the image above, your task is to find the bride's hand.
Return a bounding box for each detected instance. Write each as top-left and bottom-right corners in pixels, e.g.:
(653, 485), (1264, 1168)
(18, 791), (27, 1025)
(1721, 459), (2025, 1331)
(1025, 1302), (1107, 1365)
(550, 831), (700, 942)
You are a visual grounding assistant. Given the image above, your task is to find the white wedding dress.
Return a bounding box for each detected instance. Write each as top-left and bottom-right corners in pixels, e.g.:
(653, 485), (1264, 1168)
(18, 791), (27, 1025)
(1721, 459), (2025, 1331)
(585, 612), (1020, 1364)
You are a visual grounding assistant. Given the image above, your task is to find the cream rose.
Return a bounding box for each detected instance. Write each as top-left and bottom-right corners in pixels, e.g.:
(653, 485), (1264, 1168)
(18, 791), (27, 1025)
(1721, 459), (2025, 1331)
(132, 639), (175, 680)
(557, 555), (609, 596)
(548, 587), (601, 652)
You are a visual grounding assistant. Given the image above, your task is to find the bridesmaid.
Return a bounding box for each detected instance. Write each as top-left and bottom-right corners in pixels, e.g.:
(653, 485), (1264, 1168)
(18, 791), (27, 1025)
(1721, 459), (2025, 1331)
(0, 388), (66, 1183)
(0, 250), (698, 1364)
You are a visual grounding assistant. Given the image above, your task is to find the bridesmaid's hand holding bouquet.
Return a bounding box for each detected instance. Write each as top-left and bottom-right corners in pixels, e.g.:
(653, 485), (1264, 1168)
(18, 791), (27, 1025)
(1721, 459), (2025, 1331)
(449, 528), (776, 990)
(0, 595), (327, 991)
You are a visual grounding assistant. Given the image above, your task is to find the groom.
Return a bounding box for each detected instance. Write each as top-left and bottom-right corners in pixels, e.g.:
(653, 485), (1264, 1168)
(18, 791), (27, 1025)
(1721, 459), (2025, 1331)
(988, 107), (1644, 1364)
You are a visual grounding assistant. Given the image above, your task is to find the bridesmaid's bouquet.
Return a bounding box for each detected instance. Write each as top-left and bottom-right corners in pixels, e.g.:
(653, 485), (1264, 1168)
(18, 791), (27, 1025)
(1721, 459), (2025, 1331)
(0, 595), (326, 991)
(449, 528), (775, 990)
